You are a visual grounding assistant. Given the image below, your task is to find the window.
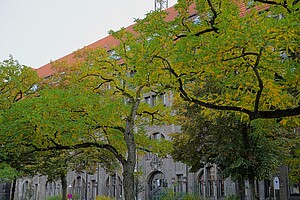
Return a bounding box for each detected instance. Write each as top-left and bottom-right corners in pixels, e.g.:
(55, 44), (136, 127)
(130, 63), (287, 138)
(145, 96), (151, 105)
(22, 181), (32, 200)
(290, 182), (300, 196)
(105, 175), (122, 198)
(246, 1), (254, 9)
(46, 181), (56, 197)
(108, 50), (121, 60)
(207, 167), (215, 196)
(177, 174), (184, 193)
(264, 179), (271, 198)
(112, 176), (116, 197)
(158, 93), (167, 106)
(118, 176), (123, 197)
(144, 93), (166, 107)
(152, 132), (165, 141)
(188, 14), (201, 25)
(71, 176), (86, 199)
(198, 171), (205, 195)
(144, 95), (156, 106)
(218, 178), (224, 197)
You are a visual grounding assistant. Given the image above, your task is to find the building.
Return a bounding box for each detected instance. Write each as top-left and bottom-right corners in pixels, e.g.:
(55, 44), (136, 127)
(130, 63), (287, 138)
(3, 1), (299, 200)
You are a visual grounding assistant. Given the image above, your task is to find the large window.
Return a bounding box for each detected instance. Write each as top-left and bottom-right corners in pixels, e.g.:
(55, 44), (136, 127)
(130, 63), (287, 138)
(105, 175), (122, 198)
(290, 182), (300, 196)
(21, 181), (33, 200)
(198, 171), (205, 195)
(218, 177), (224, 197)
(144, 93), (166, 107)
(71, 176), (86, 200)
(207, 167), (215, 197)
(45, 181), (56, 198)
(264, 179), (271, 198)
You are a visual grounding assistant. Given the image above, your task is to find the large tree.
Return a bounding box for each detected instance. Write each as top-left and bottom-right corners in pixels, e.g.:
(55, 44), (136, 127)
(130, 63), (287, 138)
(171, 103), (295, 199)
(0, 56), (41, 200)
(125, 0), (299, 198)
(2, 39), (172, 199)
(132, 0), (299, 122)
(31, 148), (117, 200)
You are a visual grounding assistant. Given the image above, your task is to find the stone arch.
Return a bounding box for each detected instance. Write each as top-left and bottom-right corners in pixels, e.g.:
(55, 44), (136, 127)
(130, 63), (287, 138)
(146, 171), (167, 200)
(71, 176), (86, 200)
(45, 181), (56, 199)
(105, 174), (122, 198)
(197, 169), (205, 195)
(21, 180), (32, 200)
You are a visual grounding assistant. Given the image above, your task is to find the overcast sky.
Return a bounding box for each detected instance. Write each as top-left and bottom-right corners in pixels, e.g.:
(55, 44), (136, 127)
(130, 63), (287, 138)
(0, 0), (176, 68)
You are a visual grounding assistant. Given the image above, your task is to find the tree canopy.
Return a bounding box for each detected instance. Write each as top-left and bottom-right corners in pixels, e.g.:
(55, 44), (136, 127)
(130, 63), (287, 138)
(132, 0), (299, 122)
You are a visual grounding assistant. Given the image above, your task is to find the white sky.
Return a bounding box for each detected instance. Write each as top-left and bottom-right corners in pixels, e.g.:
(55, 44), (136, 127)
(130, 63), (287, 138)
(0, 0), (177, 68)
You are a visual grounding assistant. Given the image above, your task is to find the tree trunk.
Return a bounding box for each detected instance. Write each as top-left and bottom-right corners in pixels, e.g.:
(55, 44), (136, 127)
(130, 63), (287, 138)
(237, 178), (246, 200)
(122, 99), (138, 200)
(10, 177), (16, 200)
(123, 123), (136, 200)
(61, 173), (67, 200)
(123, 159), (136, 200)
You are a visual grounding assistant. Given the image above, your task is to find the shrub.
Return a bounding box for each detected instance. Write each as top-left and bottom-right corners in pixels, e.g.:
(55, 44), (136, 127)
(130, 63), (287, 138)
(96, 196), (115, 200)
(160, 188), (202, 200)
(225, 194), (240, 200)
(46, 195), (62, 200)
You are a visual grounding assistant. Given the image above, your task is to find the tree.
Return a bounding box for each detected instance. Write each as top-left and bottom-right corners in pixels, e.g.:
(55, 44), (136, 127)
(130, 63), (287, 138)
(171, 103), (295, 199)
(49, 43), (173, 199)
(32, 148), (117, 200)
(132, 0), (299, 122)
(127, 2), (299, 197)
(0, 56), (41, 200)
(2, 40), (172, 199)
(286, 133), (300, 184)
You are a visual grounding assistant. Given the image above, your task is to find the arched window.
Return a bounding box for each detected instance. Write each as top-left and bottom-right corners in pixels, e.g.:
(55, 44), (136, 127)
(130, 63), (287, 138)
(207, 166), (215, 197)
(151, 132), (165, 141)
(21, 181), (32, 200)
(198, 171), (205, 195)
(218, 174), (224, 197)
(45, 181), (56, 198)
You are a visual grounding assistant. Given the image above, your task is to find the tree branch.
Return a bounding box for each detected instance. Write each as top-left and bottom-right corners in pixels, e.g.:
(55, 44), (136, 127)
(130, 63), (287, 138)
(245, 47), (264, 112)
(254, 0), (292, 13)
(153, 55), (300, 121)
(33, 142), (126, 165)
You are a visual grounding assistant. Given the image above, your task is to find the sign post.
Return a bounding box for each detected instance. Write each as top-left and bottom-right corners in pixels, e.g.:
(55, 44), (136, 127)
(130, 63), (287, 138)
(273, 177), (279, 200)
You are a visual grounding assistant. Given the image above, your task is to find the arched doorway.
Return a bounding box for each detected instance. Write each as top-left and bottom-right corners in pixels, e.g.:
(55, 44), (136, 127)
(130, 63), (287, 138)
(147, 171), (167, 200)
(45, 181), (56, 199)
(105, 174), (123, 198)
(21, 181), (32, 200)
(71, 176), (86, 200)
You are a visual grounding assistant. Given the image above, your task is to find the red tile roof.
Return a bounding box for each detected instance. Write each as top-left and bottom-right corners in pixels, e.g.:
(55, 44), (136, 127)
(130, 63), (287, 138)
(36, 2), (269, 78)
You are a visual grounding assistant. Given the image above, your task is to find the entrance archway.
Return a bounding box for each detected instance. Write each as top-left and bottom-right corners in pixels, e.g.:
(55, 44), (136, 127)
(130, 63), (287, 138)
(147, 171), (167, 200)
(71, 176), (86, 200)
